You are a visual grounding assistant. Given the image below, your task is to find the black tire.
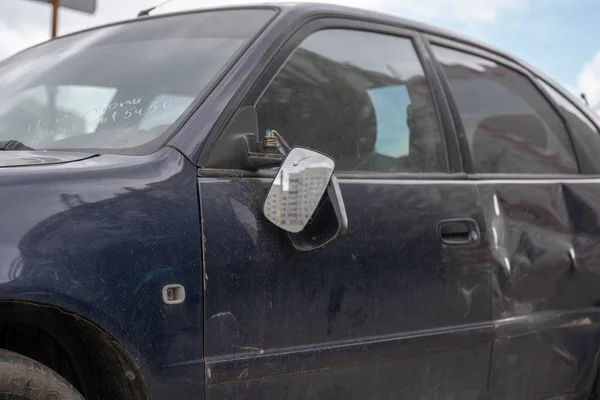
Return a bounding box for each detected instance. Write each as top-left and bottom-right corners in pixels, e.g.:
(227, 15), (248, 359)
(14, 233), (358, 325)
(0, 349), (84, 399)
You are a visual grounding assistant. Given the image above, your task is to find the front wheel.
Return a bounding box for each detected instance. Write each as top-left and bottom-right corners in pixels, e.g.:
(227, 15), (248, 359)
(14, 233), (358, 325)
(0, 349), (84, 399)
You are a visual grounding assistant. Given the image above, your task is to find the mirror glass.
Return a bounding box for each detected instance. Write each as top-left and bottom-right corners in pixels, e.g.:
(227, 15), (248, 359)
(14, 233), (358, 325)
(263, 147), (335, 233)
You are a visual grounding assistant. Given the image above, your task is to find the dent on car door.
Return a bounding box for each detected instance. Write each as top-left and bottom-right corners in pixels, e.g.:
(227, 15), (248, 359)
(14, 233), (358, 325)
(199, 24), (494, 399)
(432, 41), (600, 399)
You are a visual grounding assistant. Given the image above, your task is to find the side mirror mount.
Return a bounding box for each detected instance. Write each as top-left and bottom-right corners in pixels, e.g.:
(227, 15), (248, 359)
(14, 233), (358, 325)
(263, 147), (348, 252)
(203, 106), (285, 170)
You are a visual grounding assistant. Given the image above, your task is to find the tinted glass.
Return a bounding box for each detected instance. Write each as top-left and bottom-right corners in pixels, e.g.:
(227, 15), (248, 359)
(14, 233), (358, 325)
(538, 79), (600, 173)
(433, 45), (578, 174)
(0, 10), (274, 154)
(257, 29), (446, 173)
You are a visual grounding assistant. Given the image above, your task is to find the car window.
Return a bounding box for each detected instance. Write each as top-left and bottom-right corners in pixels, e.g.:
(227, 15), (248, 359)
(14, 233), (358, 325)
(432, 45), (578, 174)
(256, 29), (446, 173)
(138, 94), (195, 131)
(0, 9), (275, 154)
(537, 79), (600, 173)
(13, 85), (118, 145)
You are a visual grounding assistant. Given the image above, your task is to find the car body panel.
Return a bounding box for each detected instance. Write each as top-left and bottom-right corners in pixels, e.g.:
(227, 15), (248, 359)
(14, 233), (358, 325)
(0, 147), (204, 399)
(475, 180), (600, 399)
(0, 151), (96, 167)
(198, 176), (493, 399)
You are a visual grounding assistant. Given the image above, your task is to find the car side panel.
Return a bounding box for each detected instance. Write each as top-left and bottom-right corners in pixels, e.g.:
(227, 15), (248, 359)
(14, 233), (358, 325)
(199, 176), (493, 399)
(478, 180), (600, 399)
(0, 148), (204, 399)
(208, 345), (489, 400)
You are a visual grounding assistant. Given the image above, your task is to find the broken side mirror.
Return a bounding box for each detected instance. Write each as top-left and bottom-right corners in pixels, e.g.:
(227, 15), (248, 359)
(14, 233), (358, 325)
(263, 147), (348, 252)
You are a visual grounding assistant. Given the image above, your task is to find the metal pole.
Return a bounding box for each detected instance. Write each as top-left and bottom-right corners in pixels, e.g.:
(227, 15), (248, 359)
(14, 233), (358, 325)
(51, 0), (60, 38)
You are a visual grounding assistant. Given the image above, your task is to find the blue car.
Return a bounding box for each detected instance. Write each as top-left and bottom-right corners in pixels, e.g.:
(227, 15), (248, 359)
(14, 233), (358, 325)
(0, 3), (599, 399)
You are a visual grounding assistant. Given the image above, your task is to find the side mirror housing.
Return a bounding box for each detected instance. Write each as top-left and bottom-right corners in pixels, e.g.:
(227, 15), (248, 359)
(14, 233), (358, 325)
(263, 147), (348, 251)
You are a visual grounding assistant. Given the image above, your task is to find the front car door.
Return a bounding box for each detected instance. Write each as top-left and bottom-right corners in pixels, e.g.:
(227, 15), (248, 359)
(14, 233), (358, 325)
(199, 20), (494, 399)
(428, 36), (600, 399)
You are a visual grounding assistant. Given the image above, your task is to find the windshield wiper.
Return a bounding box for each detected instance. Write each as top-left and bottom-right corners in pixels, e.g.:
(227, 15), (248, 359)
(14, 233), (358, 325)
(0, 140), (34, 151)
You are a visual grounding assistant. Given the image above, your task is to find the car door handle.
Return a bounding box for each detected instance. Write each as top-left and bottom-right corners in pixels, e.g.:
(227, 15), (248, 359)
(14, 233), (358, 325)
(437, 219), (479, 245)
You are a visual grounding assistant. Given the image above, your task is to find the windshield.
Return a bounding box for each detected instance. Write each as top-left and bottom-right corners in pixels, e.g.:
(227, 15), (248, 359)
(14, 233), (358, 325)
(0, 8), (274, 154)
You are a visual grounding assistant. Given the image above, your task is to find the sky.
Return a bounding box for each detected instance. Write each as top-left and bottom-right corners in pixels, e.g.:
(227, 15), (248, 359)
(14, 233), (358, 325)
(2, 0), (600, 110)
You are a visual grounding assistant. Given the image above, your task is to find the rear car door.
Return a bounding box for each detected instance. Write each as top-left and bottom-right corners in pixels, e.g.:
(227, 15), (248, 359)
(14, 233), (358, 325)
(429, 37), (600, 399)
(199, 21), (494, 399)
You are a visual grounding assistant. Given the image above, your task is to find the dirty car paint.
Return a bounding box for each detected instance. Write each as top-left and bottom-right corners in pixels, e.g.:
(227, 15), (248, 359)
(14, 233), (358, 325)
(478, 180), (600, 399)
(199, 176), (493, 399)
(0, 147), (204, 399)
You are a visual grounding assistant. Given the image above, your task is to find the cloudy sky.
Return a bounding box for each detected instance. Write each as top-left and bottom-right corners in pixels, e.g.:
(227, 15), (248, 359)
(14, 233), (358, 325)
(2, 0), (600, 110)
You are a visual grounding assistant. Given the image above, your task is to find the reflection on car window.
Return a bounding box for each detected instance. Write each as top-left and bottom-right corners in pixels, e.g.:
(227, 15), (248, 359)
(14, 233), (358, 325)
(433, 45), (578, 174)
(13, 86), (118, 145)
(0, 9), (275, 154)
(538, 79), (600, 173)
(367, 85), (411, 158)
(139, 94), (194, 131)
(257, 29), (446, 173)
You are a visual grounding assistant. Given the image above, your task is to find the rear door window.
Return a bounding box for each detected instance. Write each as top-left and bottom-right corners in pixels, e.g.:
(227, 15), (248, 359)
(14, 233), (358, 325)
(432, 45), (578, 174)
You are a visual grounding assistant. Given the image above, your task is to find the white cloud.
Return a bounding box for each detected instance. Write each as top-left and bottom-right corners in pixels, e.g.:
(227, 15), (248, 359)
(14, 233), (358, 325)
(0, 19), (47, 59)
(0, 0), (151, 60)
(577, 51), (600, 112)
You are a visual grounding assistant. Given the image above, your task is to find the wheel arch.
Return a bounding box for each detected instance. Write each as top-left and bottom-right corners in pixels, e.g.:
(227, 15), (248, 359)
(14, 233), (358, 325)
(0, 300), (150, 399)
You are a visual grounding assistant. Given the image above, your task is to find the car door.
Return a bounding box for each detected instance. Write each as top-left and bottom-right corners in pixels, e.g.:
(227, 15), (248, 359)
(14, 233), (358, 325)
(428, 37), (600, 399)
(198, 21), (494, 400)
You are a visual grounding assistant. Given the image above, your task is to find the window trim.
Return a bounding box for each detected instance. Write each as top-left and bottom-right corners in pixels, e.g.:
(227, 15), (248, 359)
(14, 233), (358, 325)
(420, 36), (473, 174)
(425, 35), (583, 178)
(536, 78), (600, 133)
(199, 18), (462, 179)
(197, 167), (467, 180)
